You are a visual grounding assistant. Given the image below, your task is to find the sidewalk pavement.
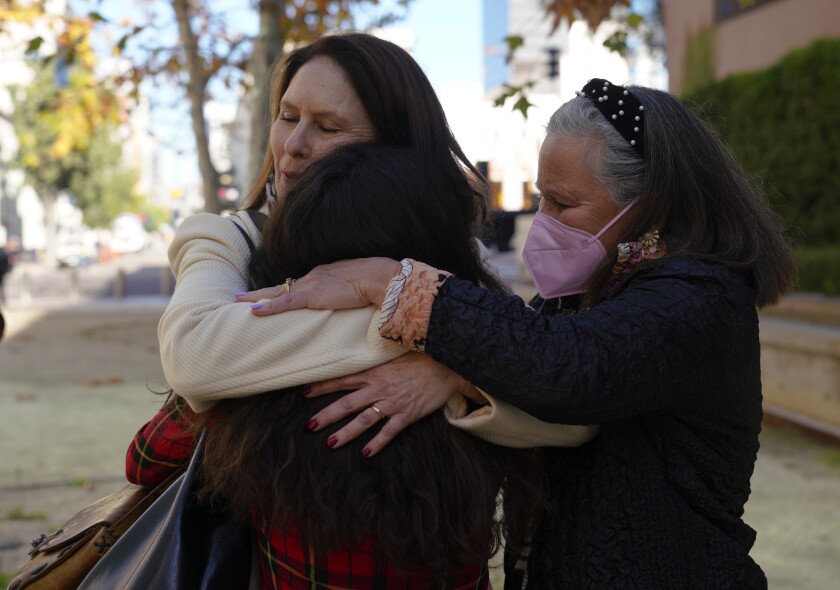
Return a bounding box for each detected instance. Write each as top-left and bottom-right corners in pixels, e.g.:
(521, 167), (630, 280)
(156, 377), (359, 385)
(1, 298), (839, 587)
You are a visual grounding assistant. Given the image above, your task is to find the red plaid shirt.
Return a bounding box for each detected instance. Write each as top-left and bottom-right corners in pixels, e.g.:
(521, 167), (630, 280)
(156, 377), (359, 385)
(126, 397), (490, 590)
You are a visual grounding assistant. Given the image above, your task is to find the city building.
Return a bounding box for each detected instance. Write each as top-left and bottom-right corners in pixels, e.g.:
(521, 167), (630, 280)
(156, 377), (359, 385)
(477, 0), (665, 212)
(122, 93), (162, 209)
(663, 0), (840, 94)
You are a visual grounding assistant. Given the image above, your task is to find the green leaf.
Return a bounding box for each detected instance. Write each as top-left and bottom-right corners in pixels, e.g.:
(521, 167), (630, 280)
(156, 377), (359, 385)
(64, 47), (77, 66)
(116, 34), (131, 54)
(505, 35), (524, 52)
(603, 31), (629, 56)
(626, 13), (644, 29)
(26, 36), (44, 54)
(512, 95), (533, 118)
(89, 12), (108, 23)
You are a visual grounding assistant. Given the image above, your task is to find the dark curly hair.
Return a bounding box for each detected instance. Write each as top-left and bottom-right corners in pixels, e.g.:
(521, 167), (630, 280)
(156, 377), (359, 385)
(194, 143), (544, 579)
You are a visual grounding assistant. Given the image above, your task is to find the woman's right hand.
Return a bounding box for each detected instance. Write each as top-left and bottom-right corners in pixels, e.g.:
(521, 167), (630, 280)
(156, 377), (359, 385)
(305, 352), (482, 457)
(235, 257), (401, 315)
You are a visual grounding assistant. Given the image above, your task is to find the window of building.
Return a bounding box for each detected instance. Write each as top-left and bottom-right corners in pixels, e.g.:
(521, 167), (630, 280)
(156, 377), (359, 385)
(715, 0), (781, 22)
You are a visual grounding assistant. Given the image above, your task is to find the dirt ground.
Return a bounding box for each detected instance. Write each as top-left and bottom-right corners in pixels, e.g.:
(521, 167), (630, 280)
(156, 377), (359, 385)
(1, 301), (839, 588)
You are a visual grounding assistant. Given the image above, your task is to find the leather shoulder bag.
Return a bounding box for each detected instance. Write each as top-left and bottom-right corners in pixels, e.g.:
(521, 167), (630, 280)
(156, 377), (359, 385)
(77, 430), (251, 590)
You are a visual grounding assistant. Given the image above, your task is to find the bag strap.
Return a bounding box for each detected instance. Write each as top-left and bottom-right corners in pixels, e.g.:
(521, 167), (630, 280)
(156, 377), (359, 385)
(244, 209), (268, 232)
(229, 210), (268, 257)
(230, 219), (256, 255)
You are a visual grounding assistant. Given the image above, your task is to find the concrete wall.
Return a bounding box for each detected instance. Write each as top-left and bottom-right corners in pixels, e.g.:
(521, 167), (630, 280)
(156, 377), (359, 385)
(662, 0), (715, 94)
(760, 298), (840, 437)
(663, 0), (840, 94)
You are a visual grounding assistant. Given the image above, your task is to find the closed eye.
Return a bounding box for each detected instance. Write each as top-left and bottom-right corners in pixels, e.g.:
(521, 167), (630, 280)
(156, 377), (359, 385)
(541, 195), (568, 209)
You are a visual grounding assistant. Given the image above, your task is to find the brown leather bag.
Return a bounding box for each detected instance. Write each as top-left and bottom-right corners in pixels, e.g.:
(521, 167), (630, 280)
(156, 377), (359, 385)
(8, 468), (183, 590)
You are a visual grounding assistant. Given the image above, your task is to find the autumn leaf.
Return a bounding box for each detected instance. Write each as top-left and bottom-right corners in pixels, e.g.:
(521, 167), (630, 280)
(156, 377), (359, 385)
(543, 0), (631, 33)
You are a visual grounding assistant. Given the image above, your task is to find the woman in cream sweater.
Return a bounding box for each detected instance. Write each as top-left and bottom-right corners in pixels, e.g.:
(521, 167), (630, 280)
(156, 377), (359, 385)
(158, 33), (595, 448)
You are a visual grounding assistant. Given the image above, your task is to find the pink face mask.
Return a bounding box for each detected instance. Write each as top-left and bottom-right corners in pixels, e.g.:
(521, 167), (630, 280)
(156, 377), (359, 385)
(522, 201), (636, 299)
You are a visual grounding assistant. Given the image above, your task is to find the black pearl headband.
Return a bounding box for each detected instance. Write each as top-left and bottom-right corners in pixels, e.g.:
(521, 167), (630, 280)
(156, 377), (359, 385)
(576, 78), (645, 158)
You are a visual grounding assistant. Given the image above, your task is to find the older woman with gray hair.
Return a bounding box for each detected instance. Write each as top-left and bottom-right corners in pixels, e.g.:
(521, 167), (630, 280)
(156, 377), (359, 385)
(239, 79), (795, 589)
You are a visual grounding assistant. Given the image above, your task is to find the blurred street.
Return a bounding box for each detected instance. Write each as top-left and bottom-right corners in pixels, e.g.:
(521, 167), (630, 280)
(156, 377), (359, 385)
(0, 249), (839, 588)
(0, 237), (174, 306)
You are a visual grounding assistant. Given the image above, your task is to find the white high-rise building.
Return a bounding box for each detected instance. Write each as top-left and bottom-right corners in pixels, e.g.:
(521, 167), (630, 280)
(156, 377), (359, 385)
(478, 0), (665, 211)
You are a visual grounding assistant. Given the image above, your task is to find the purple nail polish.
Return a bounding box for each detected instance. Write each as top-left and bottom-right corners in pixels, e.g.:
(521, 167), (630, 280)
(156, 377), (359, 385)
(234, 291), (246, 297)
(251, 303), (262, 310)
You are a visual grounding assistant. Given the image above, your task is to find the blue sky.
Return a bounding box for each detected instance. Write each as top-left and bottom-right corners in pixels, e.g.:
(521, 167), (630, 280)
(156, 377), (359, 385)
(146, 0), (486, 195)
(396, 0), (483, 89)
(70, 0), (661, 202)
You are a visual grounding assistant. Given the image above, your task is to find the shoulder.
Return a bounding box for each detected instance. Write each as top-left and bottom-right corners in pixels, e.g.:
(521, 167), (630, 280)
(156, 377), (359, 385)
(174, 211), (260, 240)
(613, 256), (757, 326)
(170, 211), (262, 255)
(166, 211), (262, 274)
(623, 256), (751, 297)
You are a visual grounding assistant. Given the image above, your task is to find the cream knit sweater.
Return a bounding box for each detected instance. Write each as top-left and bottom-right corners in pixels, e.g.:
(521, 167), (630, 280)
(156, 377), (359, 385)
(159, 210), (596, 447)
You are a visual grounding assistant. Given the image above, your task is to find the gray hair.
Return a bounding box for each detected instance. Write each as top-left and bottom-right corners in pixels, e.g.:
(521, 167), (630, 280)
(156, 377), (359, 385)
(547, 85), (796, 308)
(545, 97), (645, 206)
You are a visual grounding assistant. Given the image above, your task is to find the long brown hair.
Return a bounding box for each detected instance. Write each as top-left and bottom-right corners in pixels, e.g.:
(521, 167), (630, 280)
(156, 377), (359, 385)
(242, 33), (490, 235)
(194, 144), (542, 578)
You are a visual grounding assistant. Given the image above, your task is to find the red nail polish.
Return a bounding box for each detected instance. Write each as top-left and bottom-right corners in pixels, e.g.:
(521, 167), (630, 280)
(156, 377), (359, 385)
(362, 448), (372, 458)
(307, 419), (318, 431)
(326, 435), (338, 448)
(301, 386), (311, 396)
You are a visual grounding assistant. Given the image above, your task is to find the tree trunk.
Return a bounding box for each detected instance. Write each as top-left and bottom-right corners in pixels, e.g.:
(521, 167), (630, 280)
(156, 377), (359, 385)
(172, 0), (221, 214)
(244, 0), (285, 194)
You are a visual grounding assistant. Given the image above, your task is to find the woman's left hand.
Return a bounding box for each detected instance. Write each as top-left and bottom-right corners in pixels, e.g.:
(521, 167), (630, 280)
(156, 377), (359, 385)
(235, 257), (401, 316)
(304, 352), (482, 457)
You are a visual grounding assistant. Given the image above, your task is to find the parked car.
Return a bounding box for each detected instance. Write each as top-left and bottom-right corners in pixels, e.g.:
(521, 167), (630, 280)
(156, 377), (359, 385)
(110, 213), (148, 255)
(55, 231), (96, 268)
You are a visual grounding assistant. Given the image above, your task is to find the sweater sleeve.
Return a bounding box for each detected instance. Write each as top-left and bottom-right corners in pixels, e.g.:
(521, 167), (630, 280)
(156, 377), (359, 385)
(382, 260), (600, 446)
(159, 211), (406, 412)
(445, 391), (598, 448)
(382, 259), (751, 425)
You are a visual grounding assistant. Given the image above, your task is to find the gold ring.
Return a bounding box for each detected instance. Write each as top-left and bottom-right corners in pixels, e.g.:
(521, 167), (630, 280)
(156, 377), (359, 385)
(283, 278), (295, 294)
(370, 405), (388, 421)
